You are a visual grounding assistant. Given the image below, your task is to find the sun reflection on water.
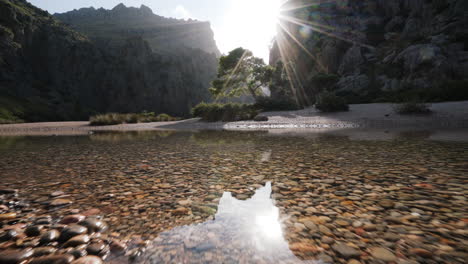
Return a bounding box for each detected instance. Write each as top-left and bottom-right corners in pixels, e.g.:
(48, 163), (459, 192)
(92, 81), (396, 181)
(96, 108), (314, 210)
(140, 182), (321, 263)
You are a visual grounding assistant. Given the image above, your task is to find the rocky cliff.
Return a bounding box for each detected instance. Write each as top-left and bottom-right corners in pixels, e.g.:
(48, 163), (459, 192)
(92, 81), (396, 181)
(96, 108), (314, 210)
(0, 0), (218, 122)
(270, 0), (468, 106)
(54, 4), (221, 57)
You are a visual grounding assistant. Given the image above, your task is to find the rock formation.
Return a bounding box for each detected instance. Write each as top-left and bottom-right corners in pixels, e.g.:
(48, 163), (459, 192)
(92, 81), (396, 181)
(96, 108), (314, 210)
(54, 4), (221, 57)
(0, 0), (218, 122)
(270, 0), (468, 106)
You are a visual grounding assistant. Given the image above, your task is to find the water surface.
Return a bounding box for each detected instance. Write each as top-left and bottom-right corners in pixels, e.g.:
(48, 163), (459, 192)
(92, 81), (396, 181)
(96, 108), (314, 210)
(1, 130), (467, 263)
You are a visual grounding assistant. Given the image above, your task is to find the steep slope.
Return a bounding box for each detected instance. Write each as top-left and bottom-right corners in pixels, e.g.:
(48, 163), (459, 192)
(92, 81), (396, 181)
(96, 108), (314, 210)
(270, 0), (468, 106)
(0, 0), (217, 122)
(54, 4), (221, 57)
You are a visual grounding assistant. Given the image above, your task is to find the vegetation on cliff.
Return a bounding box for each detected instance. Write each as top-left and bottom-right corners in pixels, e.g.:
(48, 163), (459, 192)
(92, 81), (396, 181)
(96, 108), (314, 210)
(0, 0), (218, 123)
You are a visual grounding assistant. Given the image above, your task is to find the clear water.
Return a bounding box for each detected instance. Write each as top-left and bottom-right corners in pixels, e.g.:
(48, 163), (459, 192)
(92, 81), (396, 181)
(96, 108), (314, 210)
(1, 130), (467, 263)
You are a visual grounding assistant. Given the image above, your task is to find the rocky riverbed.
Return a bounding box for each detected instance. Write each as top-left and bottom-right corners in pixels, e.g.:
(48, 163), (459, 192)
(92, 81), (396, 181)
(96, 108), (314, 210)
(0, 131), (467, 263)
(0, 189), (148, 264)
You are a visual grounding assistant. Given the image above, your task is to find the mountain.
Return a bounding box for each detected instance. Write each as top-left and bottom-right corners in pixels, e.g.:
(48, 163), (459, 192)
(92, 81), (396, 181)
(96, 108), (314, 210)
(54, 4), (221, 57)
(0, 0), (218, 122)
(270, 0), (468, 106)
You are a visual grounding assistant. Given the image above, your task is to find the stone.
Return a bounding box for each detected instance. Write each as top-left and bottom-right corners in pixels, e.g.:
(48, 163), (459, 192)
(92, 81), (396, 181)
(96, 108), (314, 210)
(25, 225), (44, 237)
(60, 225), (88, 241)
(379, 200), (395, 209)
(51, 191), (65, 197)
(303, 221), (318, 232)
(0, 249), (34, 264)
(172, 207), (190, 215)
(63, 235), (90, 247)
(69, 249), (87, 259)
(0, 229), (18, 242)
(332, 243), (361, 259)
(40, 230), (60, 244)
(0, 189), (18, 194)
(86, 241), (107, 256)
(370, 247), (397, 262)
(60, 215), (85, 225)
(110, 240), (127, 253)
(321, 236), (334, 244)
(32, 247), (57, 257)
(318, 225), (332, 235)
(71, 256), (103, 264)
(383, 232), (400, 242)
(348, 260), (361, 264)
(29, 254), (75, 264)
(79, 219), (108, 233)
(50, 199), (73, 207)
(335, 219), (350, 227)
(0, 212), (17, 220)
(409, 248), (432, 258)
(289, 242), (319, 254)
(363, 223), (377, 231)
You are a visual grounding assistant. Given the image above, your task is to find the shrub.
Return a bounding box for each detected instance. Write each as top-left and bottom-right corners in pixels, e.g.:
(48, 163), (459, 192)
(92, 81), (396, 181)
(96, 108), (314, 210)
(315, 92), (349, 112)
(89, 112), (179, 126)
(254, 96), (299, 111)
(156, 113), (178, 122)
(191, 103), (258, 122)
(393, 101), (432, 115)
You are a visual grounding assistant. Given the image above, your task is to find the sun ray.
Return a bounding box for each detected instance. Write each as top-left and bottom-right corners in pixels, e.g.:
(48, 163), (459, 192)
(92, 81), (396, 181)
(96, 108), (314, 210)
(278, 14), (375, 50)
(277, 21), (327, 72)
(221, 49), (251, 98)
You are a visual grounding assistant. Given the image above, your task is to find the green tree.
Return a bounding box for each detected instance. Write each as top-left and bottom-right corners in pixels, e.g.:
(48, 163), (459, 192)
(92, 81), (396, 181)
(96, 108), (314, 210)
(210, 48), (272, 101)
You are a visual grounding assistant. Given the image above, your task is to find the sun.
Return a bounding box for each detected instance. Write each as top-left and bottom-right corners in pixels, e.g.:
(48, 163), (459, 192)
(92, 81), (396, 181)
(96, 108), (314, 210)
(219, 0), (281, 62)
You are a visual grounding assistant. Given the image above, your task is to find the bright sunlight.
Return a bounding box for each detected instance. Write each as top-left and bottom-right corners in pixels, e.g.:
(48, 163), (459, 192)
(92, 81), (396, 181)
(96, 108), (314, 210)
(218, 0), (281, 62)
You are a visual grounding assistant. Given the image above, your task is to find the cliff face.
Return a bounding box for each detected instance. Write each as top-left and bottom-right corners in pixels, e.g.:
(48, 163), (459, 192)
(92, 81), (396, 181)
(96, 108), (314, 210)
(0, 0), (218, 121)
(54, 4), (221, 57)
(270, 0), (468, 106)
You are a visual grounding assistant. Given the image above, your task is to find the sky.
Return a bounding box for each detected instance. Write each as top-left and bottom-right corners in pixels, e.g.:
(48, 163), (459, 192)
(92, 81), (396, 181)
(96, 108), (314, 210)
(29, 0), (281, 61)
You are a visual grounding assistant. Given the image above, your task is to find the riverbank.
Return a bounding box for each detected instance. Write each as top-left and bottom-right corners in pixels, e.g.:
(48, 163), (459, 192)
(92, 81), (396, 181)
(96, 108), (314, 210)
(0, 102), (467, 136)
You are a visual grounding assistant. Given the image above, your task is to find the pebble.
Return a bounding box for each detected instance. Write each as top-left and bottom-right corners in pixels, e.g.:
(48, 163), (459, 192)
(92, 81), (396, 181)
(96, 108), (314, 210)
(50, 199), (73, 207)
(0, 213), (17, 221)
(32, 247), (57, 257)
(370, 247), (397, 262)
(0, 248), (34, 264)
(303, 221), (318, 232)
(60, 225), (88, 241)
(0, 230), (18, 242)
(332, 243), (361, 259)
(40, 230), (60, 244)
(29, 254), (75, 264)
(409, 248), (433, 258)
(25, 225), (44, 237)
(172, 207), (190, 215)
(79, 219), (108, 233)
(71, 256), (103, 264)
(63, 235), (90, 247)
(321, 236), (334, 244)
(60, 215), (85, 225)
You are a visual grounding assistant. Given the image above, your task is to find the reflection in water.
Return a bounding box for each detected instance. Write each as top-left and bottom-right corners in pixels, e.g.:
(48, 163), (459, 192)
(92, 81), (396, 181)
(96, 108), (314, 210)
(141, 183), (319, 264)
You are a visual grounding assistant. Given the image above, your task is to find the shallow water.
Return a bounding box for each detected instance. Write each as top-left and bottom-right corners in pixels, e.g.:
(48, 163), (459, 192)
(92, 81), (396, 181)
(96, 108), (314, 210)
(1, 130), (467, 263)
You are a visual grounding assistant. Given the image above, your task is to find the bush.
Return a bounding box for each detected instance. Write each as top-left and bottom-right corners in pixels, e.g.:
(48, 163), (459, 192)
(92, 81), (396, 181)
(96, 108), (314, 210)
(254, 96), (299, 111)
(393, 101), (432, 115)
(315, 92), (349, 112)
(89, 112), (179, 126)
(191, 103), (259, 122)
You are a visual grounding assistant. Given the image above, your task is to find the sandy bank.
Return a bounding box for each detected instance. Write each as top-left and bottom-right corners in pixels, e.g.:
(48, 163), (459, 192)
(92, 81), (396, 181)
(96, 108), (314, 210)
(0, 101), (467, 136)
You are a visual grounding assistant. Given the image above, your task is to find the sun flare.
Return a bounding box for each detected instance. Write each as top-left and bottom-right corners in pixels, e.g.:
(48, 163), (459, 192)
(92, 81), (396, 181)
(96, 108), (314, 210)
(219, 0), (281, 62)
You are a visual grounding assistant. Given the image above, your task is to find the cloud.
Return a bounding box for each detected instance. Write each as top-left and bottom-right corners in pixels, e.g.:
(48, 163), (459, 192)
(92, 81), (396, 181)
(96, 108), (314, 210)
(172, 5), (192, 19)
